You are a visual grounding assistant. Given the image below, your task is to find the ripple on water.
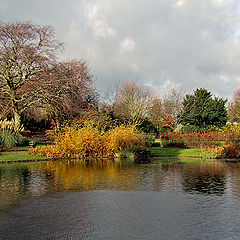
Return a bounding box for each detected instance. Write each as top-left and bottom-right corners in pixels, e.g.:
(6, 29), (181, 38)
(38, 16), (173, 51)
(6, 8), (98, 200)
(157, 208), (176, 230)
(0, 159), (240, 239)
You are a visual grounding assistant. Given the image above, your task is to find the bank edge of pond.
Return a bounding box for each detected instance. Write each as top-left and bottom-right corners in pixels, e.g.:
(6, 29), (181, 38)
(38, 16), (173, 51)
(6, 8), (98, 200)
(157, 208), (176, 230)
(151, 147), (240, 162)
(0, 147), (239, 164)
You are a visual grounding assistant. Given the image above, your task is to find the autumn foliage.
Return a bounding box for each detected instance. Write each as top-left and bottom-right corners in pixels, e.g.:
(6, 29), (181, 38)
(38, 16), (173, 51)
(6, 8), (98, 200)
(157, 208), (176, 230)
(30, 121), (148, 160)
(201, 123), (240, 158)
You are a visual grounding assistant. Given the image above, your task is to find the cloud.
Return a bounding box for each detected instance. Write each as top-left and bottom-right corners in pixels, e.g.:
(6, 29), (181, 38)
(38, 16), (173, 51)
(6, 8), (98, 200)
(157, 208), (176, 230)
(85, 3), (116, 38)
(173, 0), (185, 8)
(1, 0), (240, 99)
(120, 38), (135, 52)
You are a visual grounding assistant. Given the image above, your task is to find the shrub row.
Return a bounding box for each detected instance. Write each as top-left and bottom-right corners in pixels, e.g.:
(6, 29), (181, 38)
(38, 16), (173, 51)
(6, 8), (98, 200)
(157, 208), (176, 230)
(30, 122), (149, 160)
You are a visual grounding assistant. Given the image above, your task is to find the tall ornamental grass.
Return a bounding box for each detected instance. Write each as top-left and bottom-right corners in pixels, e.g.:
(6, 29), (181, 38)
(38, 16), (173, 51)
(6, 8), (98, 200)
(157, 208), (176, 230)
(0, 119), (27, 147)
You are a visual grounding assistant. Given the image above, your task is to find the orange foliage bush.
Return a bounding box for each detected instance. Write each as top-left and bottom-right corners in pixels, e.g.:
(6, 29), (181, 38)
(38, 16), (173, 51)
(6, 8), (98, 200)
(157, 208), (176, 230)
(103, 125), (148, 156)
(201, 146), (225, 159)
(201, 124), (240, 158)
(30, 121), (148, 160)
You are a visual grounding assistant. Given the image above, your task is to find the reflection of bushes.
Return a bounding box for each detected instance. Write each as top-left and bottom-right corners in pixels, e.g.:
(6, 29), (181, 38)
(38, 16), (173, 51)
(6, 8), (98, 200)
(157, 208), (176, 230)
(35, 161), (139, 191)
(30, 121), (149, 160)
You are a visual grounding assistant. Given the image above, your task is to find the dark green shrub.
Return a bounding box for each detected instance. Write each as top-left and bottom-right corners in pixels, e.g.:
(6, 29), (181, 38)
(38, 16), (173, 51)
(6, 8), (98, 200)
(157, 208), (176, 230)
(176, 124), (210, 134)
(137, 119), (159, 136)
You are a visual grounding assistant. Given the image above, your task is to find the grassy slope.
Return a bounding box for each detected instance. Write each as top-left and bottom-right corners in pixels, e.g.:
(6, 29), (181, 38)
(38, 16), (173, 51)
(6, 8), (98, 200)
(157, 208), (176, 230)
(151, 147), (202, 158)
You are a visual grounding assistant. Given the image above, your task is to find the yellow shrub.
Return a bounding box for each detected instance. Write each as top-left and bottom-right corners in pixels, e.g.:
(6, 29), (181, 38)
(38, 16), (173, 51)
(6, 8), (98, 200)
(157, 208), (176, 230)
(102, 124), (147, 157)
(213, 123), (240, 158)
(201, 146), (224, 159)
(30, 122), (147, 160)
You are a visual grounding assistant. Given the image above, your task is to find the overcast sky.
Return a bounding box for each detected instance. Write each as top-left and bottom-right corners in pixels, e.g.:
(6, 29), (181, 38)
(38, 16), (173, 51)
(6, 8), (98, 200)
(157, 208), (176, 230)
(1, 0), (240, 99)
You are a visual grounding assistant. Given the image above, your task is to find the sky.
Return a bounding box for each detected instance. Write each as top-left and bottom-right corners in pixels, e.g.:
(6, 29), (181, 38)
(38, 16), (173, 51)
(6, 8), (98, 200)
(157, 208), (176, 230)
(1, 0), (240, 100)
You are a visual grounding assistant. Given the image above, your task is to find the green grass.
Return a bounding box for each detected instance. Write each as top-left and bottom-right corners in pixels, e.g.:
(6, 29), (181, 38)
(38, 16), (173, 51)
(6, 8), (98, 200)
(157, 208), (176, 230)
(150, 147), (202, 158)
(0, 153), (46, 162)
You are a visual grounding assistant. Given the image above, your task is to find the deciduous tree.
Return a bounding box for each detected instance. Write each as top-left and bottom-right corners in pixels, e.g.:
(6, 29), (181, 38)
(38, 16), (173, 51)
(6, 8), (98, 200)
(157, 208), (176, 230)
(0, 22), (98, 126)
(162, 86), (184, 126)
(149, 97), (164, 131)
(40, 60), (98, 122)
(0, 22), (62, 124)
(228, 88), (240, 123)
(114, 81), (154, 125)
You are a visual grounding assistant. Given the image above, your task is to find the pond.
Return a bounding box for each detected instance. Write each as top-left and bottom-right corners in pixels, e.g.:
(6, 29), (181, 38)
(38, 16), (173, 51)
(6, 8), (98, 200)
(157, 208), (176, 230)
(1, 158), (240, 240)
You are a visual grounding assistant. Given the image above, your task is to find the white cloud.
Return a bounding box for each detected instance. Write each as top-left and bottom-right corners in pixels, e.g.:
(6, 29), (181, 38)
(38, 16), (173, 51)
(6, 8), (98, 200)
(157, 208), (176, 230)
(173, 0), (185, 8)
(120, 38), (135, 52)
(2, 0), (240, 99)
(234, 76), (240, 83)
(85, 3), (116, 38)
(219, 75), (231, 82)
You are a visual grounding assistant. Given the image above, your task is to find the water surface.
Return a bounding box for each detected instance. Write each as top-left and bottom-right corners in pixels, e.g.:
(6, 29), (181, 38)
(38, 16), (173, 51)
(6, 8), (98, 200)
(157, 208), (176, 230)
(1, 158), (240, 239)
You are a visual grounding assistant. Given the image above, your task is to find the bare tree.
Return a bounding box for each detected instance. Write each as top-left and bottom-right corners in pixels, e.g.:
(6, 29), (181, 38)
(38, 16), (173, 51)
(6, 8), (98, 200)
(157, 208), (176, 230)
(0, 22), (62, 124)
(114, 81), (155, 125)
(162, 86), (184, 126)
(0, 22), (99, 126)
(42, 60), (99, 122)
(149, 97), (164, 131)
(228, 88), (240, 123)
(101, 80), (122, 113)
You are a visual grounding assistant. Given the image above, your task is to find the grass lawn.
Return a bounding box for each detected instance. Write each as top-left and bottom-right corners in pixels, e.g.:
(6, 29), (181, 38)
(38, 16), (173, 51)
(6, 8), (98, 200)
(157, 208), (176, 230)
(150, 147), (202, 158)
(0, 153), (46, 162)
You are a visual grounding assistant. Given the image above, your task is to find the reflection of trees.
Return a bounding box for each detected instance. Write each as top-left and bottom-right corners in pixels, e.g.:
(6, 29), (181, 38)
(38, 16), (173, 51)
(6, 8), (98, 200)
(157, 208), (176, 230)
(0, 160), (141, 211)
(2, 160), (239, 213)
(0, 165), (31, 211)
(182, 161), (227, 195)
(226, 163), (240, 200)
(36, 161), (139, 191)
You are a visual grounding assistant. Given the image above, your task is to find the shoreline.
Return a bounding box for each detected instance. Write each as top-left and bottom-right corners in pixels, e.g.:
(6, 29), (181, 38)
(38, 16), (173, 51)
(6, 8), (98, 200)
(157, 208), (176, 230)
(0, 155), (239, 164)
(0, 147), (239, 164)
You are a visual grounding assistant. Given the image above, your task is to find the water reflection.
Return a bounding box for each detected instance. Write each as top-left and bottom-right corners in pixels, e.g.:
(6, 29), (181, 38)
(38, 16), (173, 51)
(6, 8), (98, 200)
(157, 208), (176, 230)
(0, 165), (31, 211)
(1, 159), (240, 240)
(182, 161), (227, 195)
(1, 159), (240, 211)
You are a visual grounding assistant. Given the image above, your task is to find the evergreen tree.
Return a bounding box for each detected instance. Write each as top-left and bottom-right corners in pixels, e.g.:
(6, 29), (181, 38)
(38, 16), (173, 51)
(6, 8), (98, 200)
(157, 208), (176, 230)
(179, 88), (227, 127)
